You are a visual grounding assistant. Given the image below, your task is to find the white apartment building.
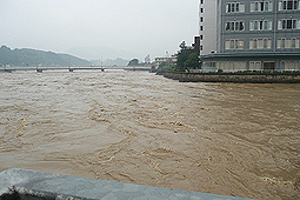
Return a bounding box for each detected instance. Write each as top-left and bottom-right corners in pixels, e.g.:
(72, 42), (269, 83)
(199, 0), (218, 55)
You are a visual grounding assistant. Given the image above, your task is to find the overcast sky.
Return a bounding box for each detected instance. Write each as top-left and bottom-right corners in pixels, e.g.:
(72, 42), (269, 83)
(0, 0), (199, 60)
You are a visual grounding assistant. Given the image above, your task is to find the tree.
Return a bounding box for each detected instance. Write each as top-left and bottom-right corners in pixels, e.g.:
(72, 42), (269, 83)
(127, 59), (139, 66)
(159, 61), (167, 68)
(179, 41), (187, 49)
(184, 53), (200, 70)
(175, 41), (200, 72)
(176, 41), (192, 72)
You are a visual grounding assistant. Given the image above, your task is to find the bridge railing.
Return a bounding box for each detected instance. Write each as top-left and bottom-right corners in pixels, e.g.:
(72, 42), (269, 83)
(0, 66), (152, 72)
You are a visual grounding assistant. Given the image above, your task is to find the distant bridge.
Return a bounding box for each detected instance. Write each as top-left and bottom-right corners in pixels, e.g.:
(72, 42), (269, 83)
(0, 66), (152, 73)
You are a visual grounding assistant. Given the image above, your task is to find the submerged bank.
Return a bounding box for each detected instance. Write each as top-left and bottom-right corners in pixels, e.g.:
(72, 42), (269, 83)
(159, 71), (300, 83)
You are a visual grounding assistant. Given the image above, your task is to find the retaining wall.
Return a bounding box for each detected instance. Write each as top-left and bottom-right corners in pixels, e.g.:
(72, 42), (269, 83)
(163, 72), (300, 83)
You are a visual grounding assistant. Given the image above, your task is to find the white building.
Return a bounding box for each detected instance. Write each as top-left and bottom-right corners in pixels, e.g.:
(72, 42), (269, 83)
(199, 0), (218, 55)
(154, 55), (177, 68)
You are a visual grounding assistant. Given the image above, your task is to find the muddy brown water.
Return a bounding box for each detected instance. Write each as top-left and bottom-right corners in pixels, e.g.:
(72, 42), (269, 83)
(0, 70), (299, 200)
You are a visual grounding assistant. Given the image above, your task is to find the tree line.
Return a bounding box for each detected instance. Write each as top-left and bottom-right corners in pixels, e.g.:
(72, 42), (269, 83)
(127, 41), (201, 72)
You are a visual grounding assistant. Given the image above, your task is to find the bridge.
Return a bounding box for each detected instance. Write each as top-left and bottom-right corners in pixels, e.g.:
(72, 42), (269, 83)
(0, 66), (152, 73)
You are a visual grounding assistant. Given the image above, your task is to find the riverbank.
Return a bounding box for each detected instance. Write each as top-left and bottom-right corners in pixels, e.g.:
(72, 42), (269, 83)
(159, 71), (300, 83)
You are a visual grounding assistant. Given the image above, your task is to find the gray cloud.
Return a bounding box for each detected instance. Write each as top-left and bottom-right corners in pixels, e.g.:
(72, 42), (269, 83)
(0, 0), (199, 60)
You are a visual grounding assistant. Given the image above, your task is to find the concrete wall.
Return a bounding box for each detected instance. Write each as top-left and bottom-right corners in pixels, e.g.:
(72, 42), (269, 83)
(163, 72), (300, 83)
(0, 168), (256, 200)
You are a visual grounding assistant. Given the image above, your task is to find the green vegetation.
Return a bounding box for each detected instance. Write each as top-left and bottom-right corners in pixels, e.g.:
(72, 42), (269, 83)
(155, 41), (201, 73)
(184, 53), (201, 71)
(157, 61), (176, 73)
(157, 41), (201, 73)
(176, 41), (200, 72)
(127, 58), (139, 66)
(0, 45), (91, 67)
(127, 58), (152, 67)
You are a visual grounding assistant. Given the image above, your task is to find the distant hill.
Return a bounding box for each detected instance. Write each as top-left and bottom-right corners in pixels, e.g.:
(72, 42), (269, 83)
(0, 46), (92, 67)
(91, 58), (129, 66)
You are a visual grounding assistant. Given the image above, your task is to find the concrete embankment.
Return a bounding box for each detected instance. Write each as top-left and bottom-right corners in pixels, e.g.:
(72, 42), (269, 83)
(161, 72), (300, 83)
(0, 168), (257, 200)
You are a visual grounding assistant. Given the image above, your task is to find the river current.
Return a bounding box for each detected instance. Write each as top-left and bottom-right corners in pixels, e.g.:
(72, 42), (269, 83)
(0, 70), (299, 200)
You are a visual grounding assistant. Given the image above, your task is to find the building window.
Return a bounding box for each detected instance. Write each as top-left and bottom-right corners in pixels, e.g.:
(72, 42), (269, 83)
(203, 61), (216, 68)
(281, 61), (286, 70)
(250, 38), (272, 49)
(250, 20), (272, 31)
(201, 8), (204, 13)
(249, 61), (262, 71)
(277, 38), (300, 48)
(200, 26), (203, 31)
(230, 40), (234, 49)
(281, 38), (286, 48)
(278, 38), (285, 48)
(226, 2), (245, 13)
(201, 0), (204, 4)
(279, 0), (300, 10)
(225, 39), (244, 50)
(251, 1), (273, 12)
(292, 38), (297, 48)
(278, 19), (300, 30)
(200, 35), (203, 40)
(200, 17), (203, 22)
(281, 61), (300, 71)
(250, 39), (257, 49)
(225, 21), (245, 32)
(263, 38), (269, 48)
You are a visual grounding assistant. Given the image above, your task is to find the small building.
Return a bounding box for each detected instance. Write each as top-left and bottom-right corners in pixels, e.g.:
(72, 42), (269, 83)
(154, 55), (177, 68)
(200, 0), (300, 72)
(145, 55), (151, 64)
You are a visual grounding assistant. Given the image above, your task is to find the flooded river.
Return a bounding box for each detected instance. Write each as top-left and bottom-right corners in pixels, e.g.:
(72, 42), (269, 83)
(0, 71), (299, 200)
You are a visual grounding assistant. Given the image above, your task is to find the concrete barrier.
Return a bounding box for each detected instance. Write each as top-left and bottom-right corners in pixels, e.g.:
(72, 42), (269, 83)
(0, 168), (258, 200)
(162, 72), (300, 83)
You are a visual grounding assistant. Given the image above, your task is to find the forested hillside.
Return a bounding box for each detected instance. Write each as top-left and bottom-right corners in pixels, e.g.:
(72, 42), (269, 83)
(0, 46), (91, 67)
